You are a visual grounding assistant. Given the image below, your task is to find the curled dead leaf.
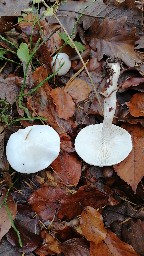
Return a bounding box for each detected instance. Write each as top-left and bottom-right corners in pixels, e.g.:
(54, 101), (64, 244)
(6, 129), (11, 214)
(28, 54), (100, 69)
(65, 79), (92, 103)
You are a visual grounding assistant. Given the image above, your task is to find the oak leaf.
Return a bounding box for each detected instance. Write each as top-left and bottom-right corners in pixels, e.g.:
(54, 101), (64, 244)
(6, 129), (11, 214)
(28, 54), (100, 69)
(50, 87), (75, 120)
(114, 124), (144, 192)
(88, 17), (141, 67)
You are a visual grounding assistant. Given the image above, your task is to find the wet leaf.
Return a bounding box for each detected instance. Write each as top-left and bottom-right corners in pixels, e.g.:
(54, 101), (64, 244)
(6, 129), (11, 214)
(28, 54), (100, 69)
(65, 79), (92, 103)
(127, 93), (144, 117)
(80, 206), (107, 244)
(90, 241), (112, 256)
(50, 87), (75, 120)
(61, 238), (90, 256)
(51, 152), (81, 185)
(58, 186), (108, 220)
(0, 188), (17, 241)
(87, 17), (141, 67)
(28, 186), (66, 221)
(60, 133), (74, 153)
(114, 124), (144, 192)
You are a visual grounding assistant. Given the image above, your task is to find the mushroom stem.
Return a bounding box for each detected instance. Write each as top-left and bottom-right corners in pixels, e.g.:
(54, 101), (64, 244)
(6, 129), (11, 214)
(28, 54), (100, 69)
(102, 62), (121, 145)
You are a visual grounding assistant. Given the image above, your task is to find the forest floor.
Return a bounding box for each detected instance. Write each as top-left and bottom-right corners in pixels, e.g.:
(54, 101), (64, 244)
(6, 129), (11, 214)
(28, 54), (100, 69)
(0, 0), (144, 255)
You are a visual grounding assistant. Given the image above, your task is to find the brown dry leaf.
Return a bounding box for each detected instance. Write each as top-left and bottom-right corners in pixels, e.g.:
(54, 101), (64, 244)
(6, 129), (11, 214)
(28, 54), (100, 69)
(0, 76), (20, 104)
(60, 133), (74, 153)
(114, 124), (144, 192)
(61, 238), (90, 256)
(80, 206), (107, 245)
(0, 188), (17, 241)
(105, 231), (139, 256)
(0, 0), (31, 16)
(28, 186), (66, 221)
(122, 219), (144, 255)
(90, 241), (112, 256)
(120, 77), (144, 91)
(135, 36), (144, 49)
(51, 152), (81, 186)
(57, 186), (108, 220)
(50, 87), (75, 120)
(127, 93), (144, 117)
(65, 79), (92, 103)
(88, 17), (141, 67)
(7, 204), (41, 253)
(35, 231), (61, 255)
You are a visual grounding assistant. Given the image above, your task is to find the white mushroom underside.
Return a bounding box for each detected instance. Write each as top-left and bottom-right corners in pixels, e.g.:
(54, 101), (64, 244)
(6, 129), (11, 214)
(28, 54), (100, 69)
(75, 124), (132, 166)
(6, 125), (60, 173)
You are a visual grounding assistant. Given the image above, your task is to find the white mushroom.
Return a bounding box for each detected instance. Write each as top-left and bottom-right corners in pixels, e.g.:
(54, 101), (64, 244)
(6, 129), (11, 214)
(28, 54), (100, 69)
(6, 125), (60, 173)
(51, 53), (71, 76)
(75, 62), (132, 166)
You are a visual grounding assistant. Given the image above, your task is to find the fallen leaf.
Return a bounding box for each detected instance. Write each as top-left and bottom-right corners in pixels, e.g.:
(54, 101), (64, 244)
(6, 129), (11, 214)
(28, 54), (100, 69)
(35, 230), (61, 255)
(65, 79), (91, 103)
(135, 36), (144, 49)
(0, 76), (20, 104)
(50, 87), (75, 120)
(80, 206), (107, 244)
(0, 239), (29, 256)
(58, 186), (108, 220)
(0, 188), (17, 241)
(114, 124), (144, 192)
(60, 133), (74, 153)
(122, 219), (144, 255)
(51, 152), (81, 186)
(7, 204), (40, 253)
(90, 241), (112, 256)
(87, 17), (141, 67)
(105, 231), (139, 256)
(127, 93), (144, 117)
(28, 186), (66, 221)
(0, 0), (31, 16)
(0, 17), (17, 33)
(120, 77), (144, 91)
(61, 238), (90, 256)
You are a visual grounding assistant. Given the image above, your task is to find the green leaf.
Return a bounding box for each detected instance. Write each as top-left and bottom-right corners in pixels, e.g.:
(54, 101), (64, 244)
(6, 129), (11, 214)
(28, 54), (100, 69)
(43, 7), (54, 16)
(59, 32), (85, 53)
(0, 49), (6, 59)
(17, 43), (30, 64)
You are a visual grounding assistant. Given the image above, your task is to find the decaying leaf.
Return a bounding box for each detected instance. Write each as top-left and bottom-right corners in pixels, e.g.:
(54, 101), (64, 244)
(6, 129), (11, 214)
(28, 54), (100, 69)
(61, 238), (90, 256)
(65, 79), (91, 103)
(58, 186), (108, 220)
(35, 230), (61, 255)
(7, 204), (41, 253)
(104, 231), (139, 256)
(28, 186), (66, 221)
(0, 0), (31, 16)
(80, 206), (138, 256)
(0, 188), (17, 241)
(51, 152), (81, 185)
(0, 76), (20, 104)
(80, 206), (107, 244)
(120, 77), (144, 91)
(87, 17), (141, 67)
(50, 87), (75, 120)
(114, 124), (144, 192)
(127, 93), (144, 117)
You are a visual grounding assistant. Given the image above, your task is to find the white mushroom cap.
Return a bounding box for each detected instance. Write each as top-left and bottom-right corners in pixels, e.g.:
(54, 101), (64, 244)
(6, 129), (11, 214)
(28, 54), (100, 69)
(51, 53), (71, 76)
(6, 125), (60, 173)
(75, 123), (132, 167)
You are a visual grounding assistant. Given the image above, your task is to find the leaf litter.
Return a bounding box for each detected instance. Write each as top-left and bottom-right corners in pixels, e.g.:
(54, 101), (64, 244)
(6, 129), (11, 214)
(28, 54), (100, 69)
(0, 0), (144, 255)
